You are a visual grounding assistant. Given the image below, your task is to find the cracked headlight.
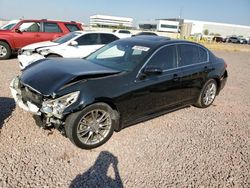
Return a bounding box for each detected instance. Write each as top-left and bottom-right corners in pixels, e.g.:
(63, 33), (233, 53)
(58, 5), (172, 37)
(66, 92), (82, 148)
(39, 49), (51, 56)
(42, 91), (80, 116)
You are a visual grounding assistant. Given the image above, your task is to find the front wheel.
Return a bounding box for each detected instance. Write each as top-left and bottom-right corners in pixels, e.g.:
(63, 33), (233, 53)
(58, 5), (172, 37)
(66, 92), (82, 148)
(0, 41), (11, 60)
(65, 103), (117, 149)
(195, 79), (217, 108)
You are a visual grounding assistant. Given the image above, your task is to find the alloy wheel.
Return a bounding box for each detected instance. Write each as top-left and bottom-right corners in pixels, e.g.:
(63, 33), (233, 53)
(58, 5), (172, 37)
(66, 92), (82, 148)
(76, 109), (112, 145)
(0, 45), (7, 57)
(203, 82), (217, 106)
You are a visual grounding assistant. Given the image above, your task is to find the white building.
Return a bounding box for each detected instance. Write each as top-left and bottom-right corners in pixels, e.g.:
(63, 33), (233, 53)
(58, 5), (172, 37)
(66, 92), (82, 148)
(183, 19), (250, 37)
(139, 19), (179, 33)
(90, 15), (133, 28)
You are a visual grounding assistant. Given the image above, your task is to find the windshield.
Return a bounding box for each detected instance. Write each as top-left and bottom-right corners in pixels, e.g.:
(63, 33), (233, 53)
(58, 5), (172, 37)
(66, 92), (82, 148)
(86, 41), (152, 71)
(52, 32), (81, 44)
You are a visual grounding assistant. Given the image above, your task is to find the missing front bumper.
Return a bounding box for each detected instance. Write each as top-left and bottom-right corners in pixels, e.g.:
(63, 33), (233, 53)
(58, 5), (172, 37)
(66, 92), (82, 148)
(10, 77), (41, 115)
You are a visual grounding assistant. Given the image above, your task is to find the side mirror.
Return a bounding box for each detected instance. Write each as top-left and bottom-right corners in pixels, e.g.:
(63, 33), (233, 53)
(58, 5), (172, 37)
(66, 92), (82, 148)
(69, 41), (78, 46)
(15, 28), (22, 33)
(143, 66), (163, 75)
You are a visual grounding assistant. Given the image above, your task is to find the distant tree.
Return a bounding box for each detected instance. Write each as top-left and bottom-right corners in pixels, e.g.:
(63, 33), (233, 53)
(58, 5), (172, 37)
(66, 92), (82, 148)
(203, 29), (209, 35)
(215, 33), (221, 36)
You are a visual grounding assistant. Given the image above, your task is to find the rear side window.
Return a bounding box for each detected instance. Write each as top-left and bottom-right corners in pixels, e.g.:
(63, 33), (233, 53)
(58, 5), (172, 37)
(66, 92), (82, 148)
(65, 24), (80, 32)
(147, 45), (177, 70)
(76, 33), (100, 45)
(100, 34), (119, 44)
(198, 47), (208, 62)
(43, 22), (62, 33)
(178, 44), (207, 67)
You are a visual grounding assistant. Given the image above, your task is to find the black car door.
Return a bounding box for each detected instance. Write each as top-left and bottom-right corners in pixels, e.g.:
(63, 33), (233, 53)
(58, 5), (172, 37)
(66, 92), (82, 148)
(124, 45), (183, 123)
(177, 44), (210, 102)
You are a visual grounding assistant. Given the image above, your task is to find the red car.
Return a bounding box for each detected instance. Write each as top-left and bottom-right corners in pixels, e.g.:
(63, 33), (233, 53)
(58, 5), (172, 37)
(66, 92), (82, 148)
(0, 19), (83, 59)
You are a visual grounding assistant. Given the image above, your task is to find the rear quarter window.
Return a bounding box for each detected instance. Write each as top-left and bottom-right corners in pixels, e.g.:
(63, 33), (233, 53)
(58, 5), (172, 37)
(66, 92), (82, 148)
(100, 34), (119, 44)
(65, 24), (80, 32)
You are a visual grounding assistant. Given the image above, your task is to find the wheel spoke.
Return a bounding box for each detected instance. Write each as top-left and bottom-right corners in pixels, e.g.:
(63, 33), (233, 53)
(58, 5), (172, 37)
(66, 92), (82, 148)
(79, 129), (90, 137)
(98, 112), (108, 123)
(85, 131), (93, 143)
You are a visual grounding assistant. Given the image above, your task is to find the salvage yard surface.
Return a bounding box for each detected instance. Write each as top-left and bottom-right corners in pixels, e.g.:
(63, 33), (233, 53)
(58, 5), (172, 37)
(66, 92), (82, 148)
(0, 51), (250, 187)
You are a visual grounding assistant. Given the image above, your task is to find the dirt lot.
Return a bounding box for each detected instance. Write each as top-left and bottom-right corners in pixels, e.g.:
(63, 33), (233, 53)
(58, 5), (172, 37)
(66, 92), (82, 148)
(0, 51), (249, 187)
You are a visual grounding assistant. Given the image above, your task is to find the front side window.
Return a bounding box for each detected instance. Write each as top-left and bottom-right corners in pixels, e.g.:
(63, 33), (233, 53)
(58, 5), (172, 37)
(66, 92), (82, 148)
(147, 45), (177, 70)
(76, 34), (100, 45)
(43, 22), (62, 33)
(86, 41), (151, 71)
(18, 22), (40, 32)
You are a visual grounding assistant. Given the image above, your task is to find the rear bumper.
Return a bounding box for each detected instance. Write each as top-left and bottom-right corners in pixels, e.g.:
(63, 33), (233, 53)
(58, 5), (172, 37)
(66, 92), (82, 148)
(219, 70), (228, 92)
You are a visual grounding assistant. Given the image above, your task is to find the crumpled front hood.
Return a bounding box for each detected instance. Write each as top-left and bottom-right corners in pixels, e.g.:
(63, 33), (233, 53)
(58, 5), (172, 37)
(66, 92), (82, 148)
(22, 41), (58, 50)
(20, 58), (120, 96)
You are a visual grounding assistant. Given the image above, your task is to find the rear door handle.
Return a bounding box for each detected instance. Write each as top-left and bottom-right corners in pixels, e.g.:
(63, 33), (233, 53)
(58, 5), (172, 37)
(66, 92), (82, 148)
(173, 74), (179, 82)
(204, 66), (209, 73)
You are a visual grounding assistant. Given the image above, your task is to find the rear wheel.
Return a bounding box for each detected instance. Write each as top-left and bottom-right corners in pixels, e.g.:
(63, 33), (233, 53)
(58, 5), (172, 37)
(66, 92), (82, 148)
(65, 103), (117, 149)
(0, 41), (11, 60)
(195, 79), (217, 108)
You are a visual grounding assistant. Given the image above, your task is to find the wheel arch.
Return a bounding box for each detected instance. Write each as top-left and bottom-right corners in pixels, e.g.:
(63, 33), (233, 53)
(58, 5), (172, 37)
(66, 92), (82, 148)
(0, 39), (13, 49)
(77, 97), (121, 131)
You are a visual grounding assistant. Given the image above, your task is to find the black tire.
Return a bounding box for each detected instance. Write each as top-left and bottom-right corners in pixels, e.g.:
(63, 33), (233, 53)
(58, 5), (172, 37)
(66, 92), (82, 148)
(65, 103), (117, 149)
(0, 41), (11, 60)
(194, 79), (217, 108)
(47, 54), (61, 58)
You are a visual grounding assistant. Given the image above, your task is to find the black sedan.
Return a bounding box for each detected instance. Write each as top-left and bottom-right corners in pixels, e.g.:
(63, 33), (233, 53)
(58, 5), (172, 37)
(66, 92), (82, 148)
(10, 36), (228, 149)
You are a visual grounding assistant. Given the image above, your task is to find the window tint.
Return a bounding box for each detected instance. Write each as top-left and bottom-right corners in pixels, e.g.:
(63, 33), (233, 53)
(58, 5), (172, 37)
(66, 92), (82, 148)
(65, 24), (80, 32)
(118, 30), (131, 34)
(44, 22), (62, 33)
(178, 44), (208, 66)
(100, 34), (119, 44)
(18, 22), (40, 32)
(198, 47), (208, 62)
(76, 34), (100, 45)
(147, 45), (177, 70)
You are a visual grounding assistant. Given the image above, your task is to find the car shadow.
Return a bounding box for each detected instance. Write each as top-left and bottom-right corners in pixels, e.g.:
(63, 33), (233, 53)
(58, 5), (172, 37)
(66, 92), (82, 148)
(0, 97), (15, 129)
(69, 151), (124, 188)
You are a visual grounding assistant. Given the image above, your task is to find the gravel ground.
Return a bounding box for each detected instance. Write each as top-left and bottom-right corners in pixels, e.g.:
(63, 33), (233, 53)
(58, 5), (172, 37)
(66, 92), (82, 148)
(0, 51), (250, 188)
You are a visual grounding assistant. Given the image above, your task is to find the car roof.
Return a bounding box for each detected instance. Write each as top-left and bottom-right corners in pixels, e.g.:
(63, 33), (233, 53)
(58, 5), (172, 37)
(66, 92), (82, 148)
(119, 36), (205, 49)
(18, 19), (80, 24)
(76, 30), (117, 34)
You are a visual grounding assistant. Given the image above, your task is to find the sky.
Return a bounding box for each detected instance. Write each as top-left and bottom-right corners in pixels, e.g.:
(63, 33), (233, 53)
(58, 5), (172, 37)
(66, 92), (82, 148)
(0, 0), (250, 26)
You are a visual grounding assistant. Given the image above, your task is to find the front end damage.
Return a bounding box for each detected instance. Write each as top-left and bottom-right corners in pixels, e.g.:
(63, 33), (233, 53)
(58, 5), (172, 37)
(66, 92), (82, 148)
(10, 76), (79, 131)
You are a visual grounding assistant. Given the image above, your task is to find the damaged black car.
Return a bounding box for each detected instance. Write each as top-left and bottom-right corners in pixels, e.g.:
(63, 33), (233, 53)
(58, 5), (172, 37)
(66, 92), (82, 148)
(10, 36), (228, 149)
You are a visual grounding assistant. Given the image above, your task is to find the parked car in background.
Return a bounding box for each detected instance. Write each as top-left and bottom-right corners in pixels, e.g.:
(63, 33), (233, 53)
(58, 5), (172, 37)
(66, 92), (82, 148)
(113, 29), (131, 34)
(238, 37), (247, 44)
(0, 20), (20, 30)
(212, 36), (224, 43)
(134, 31), (158, 36)
(113, 29), (132, 38)
(10, 36), (228, 149)
(227, 36), (240, 43)
(0, 19), (83, 60)
(18, 31), (120, 69)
